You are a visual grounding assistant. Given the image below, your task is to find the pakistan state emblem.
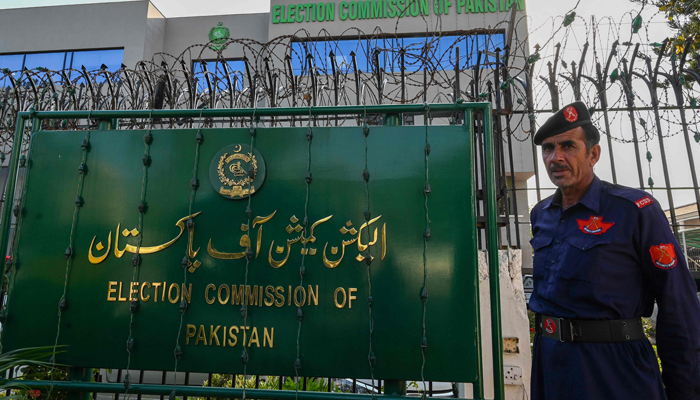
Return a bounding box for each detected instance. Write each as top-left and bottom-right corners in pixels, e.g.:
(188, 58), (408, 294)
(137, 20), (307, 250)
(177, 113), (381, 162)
(208, 22), (230, 51)
(209, 143), (266, 200)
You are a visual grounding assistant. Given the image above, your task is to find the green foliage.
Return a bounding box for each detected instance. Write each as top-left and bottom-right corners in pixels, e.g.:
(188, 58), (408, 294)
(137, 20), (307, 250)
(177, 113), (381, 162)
(0, 347), (66, 400)
(195, 375), (341, 400)
(631, 0), (700, 69)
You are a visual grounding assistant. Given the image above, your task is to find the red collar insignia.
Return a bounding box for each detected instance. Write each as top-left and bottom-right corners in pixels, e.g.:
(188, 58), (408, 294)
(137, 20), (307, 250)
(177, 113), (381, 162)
(649, 243), (677, 269)
(576, 215), (614, 235)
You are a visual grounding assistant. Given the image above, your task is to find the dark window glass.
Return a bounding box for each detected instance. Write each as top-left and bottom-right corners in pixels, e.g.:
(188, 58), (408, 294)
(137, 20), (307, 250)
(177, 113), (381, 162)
(0, 54), (25, 87)
(467, 33), (505, 68)
(436, 35), (460, 70)
(332, 39), (363, 74)
(24, 52), (67, 72)
(68, 49), (123, 82)
(192, 60), (246, 94)
(70, 49), (123, 73)
(291, 32), (505, 75)
(403, 37), (428, 72)
(290, 41), (309, 75)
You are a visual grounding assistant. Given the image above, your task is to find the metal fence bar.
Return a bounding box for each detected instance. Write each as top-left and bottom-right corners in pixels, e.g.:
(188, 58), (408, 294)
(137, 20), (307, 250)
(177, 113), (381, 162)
(8, 380), (474, 400)
(482, 106), (505, 400)
(466, 109), (485, 400)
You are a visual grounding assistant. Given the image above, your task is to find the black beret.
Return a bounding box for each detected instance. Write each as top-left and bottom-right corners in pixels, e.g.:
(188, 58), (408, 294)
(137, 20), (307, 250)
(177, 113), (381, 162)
(534, 101), (599, 145)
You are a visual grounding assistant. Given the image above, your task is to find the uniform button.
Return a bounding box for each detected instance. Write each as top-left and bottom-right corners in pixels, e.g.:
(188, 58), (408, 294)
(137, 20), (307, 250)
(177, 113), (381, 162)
(560, 219), (565, 223)
(551, 260), (555, 265)
(556, 240), (561, 244)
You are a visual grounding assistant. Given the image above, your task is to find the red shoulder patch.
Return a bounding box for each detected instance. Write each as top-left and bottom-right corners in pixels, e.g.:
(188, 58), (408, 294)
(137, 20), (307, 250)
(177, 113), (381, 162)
(564, 106), (578, 123)
(635, 196), (654, 209)
(649, 243), (677, 269)
(576, 215), (614, 235)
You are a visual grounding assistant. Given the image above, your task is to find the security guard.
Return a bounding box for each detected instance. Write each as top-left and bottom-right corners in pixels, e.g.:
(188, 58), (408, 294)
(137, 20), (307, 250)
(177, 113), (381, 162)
(529, 101), (700, 400)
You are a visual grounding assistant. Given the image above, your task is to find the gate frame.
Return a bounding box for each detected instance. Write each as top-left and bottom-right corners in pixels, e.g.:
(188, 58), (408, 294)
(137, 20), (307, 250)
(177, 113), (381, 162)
(1, 103), (504, 400)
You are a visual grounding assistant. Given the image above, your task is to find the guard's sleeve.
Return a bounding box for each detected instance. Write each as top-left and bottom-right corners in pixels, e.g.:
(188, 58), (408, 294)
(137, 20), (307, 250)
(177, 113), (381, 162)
(638, 199), (700, 400)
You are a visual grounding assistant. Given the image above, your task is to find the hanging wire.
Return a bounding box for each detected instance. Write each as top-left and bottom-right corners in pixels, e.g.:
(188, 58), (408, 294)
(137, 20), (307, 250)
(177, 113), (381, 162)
(48, 110), (93, 398)
(170, 107), (206, 400)
(294, 106), (314, 397)
(123, 110), (154, 398)
(239, 97), (261, 400)
(360, 104), (377, 396)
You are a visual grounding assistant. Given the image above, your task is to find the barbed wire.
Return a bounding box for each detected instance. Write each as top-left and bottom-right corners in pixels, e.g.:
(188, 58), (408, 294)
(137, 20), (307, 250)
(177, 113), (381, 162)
(0, 5), (698, 153)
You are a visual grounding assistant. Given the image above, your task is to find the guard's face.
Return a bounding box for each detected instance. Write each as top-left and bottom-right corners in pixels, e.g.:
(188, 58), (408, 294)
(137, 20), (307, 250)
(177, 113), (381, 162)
(541, 127), (600, 190)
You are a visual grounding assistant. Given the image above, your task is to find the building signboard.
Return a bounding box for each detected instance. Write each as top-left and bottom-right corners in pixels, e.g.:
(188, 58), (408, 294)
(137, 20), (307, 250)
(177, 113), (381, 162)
(271, 0), (524, 24)
(3, 125), (481, 381)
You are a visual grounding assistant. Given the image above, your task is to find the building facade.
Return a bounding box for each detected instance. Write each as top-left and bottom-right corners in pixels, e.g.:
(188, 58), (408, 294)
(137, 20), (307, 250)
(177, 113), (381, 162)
(0, 2), (534, 398)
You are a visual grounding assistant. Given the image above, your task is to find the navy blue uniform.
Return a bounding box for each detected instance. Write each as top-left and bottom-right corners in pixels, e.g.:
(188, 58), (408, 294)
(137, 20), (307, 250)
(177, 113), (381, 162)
(530, 176), (700, 400)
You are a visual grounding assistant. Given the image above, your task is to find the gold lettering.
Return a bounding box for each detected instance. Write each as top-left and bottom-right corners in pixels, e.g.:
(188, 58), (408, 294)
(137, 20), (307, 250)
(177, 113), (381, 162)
(301, 215), (333, 244)
(334, 287), (347, 308)
(89, 232), (112, 264)
(228, 326), (238, 346)
(263, 327), (274, 348)
(357, 216), (382, 251)
(210, 325), (221, 346)
(249, 327), (260, 347)
(140, 281), (151, 302)
(196, 325), (207, 346)
(349, 288), (357, 308)
(253, 211), (277, 257)
(382, 223), (386, 260)
(186, 324), (196, 345)
(288, 285), (292, 306)
(240, 326), (249, 346)
(294, 286), (306, 307)
(210, 211), (277, 260)
(162, 282), (167, 302)
(307, 285), (318, 306)
(168, 283), (180, 304)
(117, 213), (201, 256)
(205, 284), (216, 305)
(153, 282), (162, 302)
(130, 282), (139, 301)
(275, 286), (285, 307)
(218, 284), (230, 305)
(264, 286), (275, 306)
(107, 281), (118, 301)
(182, 283), (192, 304)
(247, 286), (258, 306)
(223, 325), (227, 347)
(118, 282), (127, 301)
(232, 285), (245, 305)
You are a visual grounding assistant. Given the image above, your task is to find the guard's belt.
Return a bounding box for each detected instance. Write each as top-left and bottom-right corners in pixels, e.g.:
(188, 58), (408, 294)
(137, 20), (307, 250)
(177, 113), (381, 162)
(535, 313), (645, 343)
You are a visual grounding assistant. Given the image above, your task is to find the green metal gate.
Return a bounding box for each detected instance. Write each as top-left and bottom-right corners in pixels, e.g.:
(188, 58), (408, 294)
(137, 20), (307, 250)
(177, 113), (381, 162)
(0, 103), (505, 400)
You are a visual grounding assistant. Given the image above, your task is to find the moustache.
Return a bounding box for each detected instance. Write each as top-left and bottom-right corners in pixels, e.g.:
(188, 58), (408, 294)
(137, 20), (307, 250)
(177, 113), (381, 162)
(549, 163), (569, 173)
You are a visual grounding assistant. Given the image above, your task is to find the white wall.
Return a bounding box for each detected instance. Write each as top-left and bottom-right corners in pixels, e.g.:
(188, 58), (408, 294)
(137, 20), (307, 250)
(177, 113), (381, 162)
(0, 0), (151, 67)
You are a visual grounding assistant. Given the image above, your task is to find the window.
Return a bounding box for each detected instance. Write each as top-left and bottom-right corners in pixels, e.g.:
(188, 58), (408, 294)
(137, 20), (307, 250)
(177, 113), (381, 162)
(192, 59), (246, 94)
(290, 32), (506, 75)
(0, 49), (124, 86)
(71, 49), (123, 75)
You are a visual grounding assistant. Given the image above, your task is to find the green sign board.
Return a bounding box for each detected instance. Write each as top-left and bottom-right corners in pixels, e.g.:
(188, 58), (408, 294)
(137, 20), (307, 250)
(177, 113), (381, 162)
(3, 125), (479, 382)
(271, 0), (524, 24)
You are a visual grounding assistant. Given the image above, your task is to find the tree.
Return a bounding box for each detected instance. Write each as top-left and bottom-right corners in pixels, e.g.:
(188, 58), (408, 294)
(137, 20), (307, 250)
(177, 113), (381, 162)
(632, 0), (700, 68)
